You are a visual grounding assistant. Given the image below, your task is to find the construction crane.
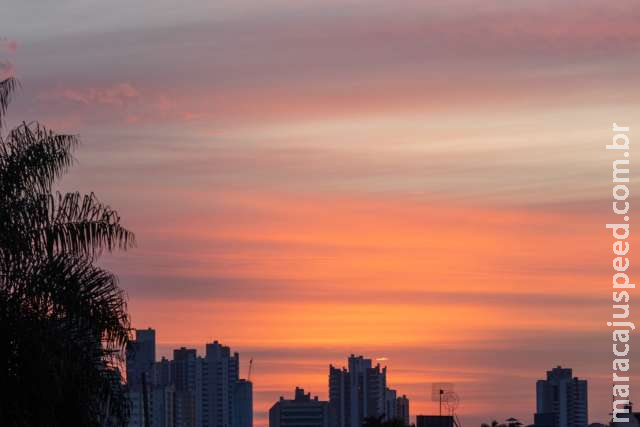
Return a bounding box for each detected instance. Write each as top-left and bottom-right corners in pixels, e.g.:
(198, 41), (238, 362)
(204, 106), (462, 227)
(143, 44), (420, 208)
(247, 358), (253, 382)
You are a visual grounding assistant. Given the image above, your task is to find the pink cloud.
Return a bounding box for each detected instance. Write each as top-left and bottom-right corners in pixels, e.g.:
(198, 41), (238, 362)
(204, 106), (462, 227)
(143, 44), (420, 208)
(0, 61), (14, 80)
(41, 82), (140, 106)
(0, 38), (17, 53)
(36, 82), (206, 129)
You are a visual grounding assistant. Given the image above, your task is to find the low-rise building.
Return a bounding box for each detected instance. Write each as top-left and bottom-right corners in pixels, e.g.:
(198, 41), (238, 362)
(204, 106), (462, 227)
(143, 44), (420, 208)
(270, 387), (329, 427)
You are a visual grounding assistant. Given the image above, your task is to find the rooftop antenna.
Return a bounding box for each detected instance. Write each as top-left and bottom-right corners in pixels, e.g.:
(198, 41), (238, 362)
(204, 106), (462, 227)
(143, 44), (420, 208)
(432, 383), (454, 416)
(247, 357), (253, 382)
(431, 383), (461, 427)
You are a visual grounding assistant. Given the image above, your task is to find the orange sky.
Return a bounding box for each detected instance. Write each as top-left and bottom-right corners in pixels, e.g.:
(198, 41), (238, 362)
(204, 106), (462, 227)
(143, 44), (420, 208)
(100, 190), (631, 425)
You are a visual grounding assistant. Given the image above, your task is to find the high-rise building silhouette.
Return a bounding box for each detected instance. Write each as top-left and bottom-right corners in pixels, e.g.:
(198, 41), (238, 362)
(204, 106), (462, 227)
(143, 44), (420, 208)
(328, 355), (408, 427)
(385, 388), (397, 420)
(535, 366), (588, 427)
(151, 380), (176, 427)
(125, 333), (252, 427)
(127, 328), (157, 427)
(197, 341), (241, 427)
(173, 347), (198, 427)
(270, 387), (330, 427)
(127, 328), (156, 387)
(396, 395), (410, 426)
(233, 379), (253, 427)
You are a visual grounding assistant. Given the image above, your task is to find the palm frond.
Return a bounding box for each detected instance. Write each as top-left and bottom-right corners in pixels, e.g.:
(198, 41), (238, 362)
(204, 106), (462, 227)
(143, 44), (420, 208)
(0, 192), (135, 262)
(0, 78), (133, 426)
(0, 122), (78, 196)
(0, 296), (129, 425)
(27, 255), (130, 352)
(45, 192), (136, 258)
(0, 77), (18, 126)
(1, 254), (131, 425)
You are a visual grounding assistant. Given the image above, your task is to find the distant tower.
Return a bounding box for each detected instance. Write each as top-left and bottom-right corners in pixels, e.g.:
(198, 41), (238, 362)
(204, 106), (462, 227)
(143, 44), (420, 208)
(329, 355), (402, 427)
(173, 347), (198, 427)
(196, 341), (253, 427)
(126, 328), (156, 427)
(127, 328), (156, 387)
(535, 366), (588, 427)
(385, 388), (397, 420)
(396, 395), (410, 426)
(234, 379), (253, 427)
(125, 332), (252, 427)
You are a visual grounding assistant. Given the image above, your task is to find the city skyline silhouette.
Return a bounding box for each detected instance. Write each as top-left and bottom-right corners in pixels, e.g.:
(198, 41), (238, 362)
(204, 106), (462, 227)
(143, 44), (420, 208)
(126, 328), (604, 427)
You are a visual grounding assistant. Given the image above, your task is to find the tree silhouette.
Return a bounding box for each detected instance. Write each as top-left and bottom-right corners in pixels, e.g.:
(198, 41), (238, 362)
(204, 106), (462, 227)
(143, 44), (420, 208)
(0, 77), (134, 426)
(506, 418), (522, 427)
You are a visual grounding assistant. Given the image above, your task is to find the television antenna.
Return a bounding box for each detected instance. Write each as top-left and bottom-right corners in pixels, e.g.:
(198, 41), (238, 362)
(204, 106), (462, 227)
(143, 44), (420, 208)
(431, 383), (461, 427)
(442, 390), (459, 415)
(431, 383), (454, 416)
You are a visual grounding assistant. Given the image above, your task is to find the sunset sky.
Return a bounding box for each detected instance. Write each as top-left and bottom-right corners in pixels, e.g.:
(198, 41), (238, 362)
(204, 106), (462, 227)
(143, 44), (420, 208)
(2, 1), (640, 426)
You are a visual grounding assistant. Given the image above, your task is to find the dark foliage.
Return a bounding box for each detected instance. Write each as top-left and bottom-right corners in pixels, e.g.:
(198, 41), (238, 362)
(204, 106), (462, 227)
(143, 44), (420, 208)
(0, 77), (134, 426)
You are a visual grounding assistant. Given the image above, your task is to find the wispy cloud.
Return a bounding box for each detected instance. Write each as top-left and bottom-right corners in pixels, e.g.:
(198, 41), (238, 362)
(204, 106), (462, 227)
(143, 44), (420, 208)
(0, 37), (17, 53)
(0, 61), (14, 80)
(40, 82), (140, 106)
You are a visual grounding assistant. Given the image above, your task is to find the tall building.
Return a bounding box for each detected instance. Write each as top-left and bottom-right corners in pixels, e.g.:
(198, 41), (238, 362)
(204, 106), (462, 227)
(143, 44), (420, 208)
(174, 347), (198, 427)
(153, 357), (173, 386)
(196, 341), (252, 427)
(127, 328), (157, 427)
(535, 366), (588, 427)
(127, 328), (157, 388)
(396, 395), (410, 426)
(126, 333), (253, 427)
(151, 384), (176, 427)
(329, 355), (408, 427)
(385, 388), (397, 420)
(270, 387), (329, 427)
(329, 364), (349, 427)
(234, 380), (253, 427)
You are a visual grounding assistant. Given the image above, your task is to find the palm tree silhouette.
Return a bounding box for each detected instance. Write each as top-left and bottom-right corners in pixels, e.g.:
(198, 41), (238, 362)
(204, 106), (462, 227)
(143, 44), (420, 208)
(0, 77), (134, 426)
